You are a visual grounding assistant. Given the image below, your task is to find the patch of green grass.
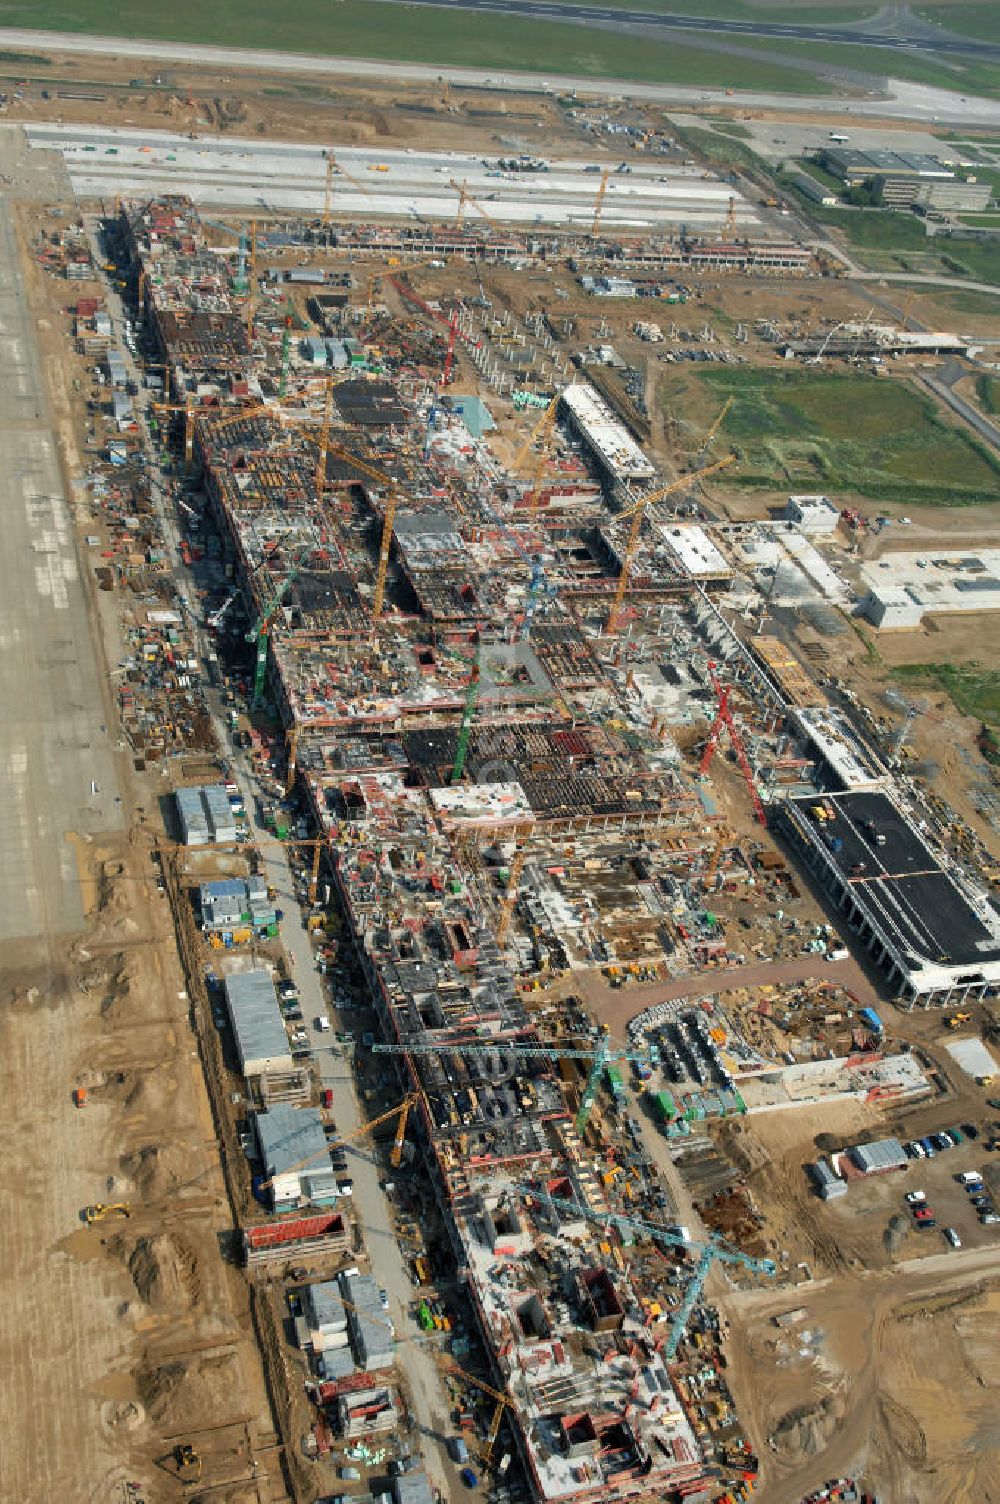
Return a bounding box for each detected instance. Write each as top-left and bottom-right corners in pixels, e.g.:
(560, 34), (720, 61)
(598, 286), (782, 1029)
(795, 158), (844, 194)
(720, 29), (1000, 98)
(660, 367), (1000, 505)
(0, 0), (835, 90)
(917, 3), (1000, 44)
(929, 287), (1000, 313)
(787, 192), (929, 251)
(671, 124), (771, 172)
(938, 239), (1000, 285)
(976, 374), (1000, 413)
(893, 662), (1000, 728)
(565, 0), (877, 15)
(0, 49), (52, 65)
(709, 121), (753, 140)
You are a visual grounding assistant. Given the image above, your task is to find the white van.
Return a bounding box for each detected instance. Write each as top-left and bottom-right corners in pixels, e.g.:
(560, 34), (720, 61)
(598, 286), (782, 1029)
(315, 1015), (331, 1032)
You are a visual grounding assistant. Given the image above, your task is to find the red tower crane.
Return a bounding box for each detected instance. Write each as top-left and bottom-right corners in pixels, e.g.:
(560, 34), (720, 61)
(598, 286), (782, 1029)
(698, 661), (767, 825)
(442, 311), (459, 386)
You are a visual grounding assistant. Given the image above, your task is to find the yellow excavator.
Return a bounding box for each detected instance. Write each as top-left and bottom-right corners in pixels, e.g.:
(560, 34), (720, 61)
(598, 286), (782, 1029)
(83, 1202), (132, 1224)
(174, 1442), (202, 1482)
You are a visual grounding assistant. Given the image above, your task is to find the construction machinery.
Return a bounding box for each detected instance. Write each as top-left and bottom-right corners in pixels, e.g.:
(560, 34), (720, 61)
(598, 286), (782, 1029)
(274, 834), (329, 905)
(496, 848), (527, 946)
(150, 398), (197, 468)
(173, 1443), (203, 1484)
(591, 167), (611, 237)
(447, 1367), (518, 1470)
(207, 591), (238, 632)
(450, 178), (502, 232)
(516, 1185), (775, 1359)
(373, 492), (399, 619)
(698, 661), (767, 826)
(510, 390), (561, 511)
(450, 658), (482, 784)
(946, 1012), (972, 1029)
(84, 1202), (132, 1224)
(372, 1026), (658, 1134)
(606, 454), (735, 633)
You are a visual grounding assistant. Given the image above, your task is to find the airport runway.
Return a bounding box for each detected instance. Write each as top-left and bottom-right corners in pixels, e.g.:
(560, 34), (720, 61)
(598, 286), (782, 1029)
(0, 195), (120, 942)
(2, 27), (999, 126)
(362, 0), (1000, 60)
(25, 123), (760, 230)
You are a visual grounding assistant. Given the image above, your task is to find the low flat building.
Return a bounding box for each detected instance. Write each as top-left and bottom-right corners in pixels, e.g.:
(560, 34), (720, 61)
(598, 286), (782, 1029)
(559, 382), (655, 485)
(810, 1159), (847, 1199)
(779, 789), (1000, 1006)
(175, 782), (237, 845)
(783, 494), (840, 535)
(850, 1137), (907, 1175)
(224, 969), (293, 1079)
(254, 1103), (337, 1210)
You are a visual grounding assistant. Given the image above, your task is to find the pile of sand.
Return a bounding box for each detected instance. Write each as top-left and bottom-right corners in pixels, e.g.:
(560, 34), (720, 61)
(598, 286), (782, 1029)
(120, 1141), (191, 1198)
(137, 1350), (240, 1428)
(770, 1391), (846, 1457)
(128, 1233), (201, 1310)
(885, 1213), (910, 1254)
(101, 1399), (146, 1435)
(124, 1070), (178, 1115)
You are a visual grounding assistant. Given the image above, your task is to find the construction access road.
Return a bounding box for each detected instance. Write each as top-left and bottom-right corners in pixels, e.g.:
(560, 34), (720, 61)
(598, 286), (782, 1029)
(0, 193), (121, 945)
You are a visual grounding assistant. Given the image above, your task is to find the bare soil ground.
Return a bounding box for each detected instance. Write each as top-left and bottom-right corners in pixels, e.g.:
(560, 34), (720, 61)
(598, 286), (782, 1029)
(725, 1260), (1000, 1504)
(0, 201), (284, 1502)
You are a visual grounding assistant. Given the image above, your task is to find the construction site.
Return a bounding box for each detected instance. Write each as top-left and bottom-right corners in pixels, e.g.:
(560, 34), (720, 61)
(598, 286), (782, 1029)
(3, 45), (1000, 1504)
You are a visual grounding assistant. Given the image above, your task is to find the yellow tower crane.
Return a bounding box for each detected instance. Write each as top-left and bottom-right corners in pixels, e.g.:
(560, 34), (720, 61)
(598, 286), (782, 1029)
(591, 167), (611, 238)
(447, 1367), (518, 1469)
(511, 390), (561, 512)
(697, 395), (733, 458)
(324, 150), (374, 225)
(256, 1093), (423, 1194)
(450, 178), (502, 231)
(606, 454), (735, 633)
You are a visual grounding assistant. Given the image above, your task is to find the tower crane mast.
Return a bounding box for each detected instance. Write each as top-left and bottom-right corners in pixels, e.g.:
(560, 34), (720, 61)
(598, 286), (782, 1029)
(699, 661), (767, 825)
(516, 1184), (775, 1359)
(371, 1028), (658, 1134)
(606, 454), (735, 633)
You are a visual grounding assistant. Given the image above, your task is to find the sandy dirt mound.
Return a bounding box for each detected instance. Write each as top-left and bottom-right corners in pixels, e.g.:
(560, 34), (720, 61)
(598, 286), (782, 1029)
(128, 1234), (201, 1310)
(124, 1070), (178, 1115)
(101, 1398), (146, 1435)
(137, 1350), (241, 1429)
(120, 1141), (192, 1198)
(770, 1390), (846, 1457)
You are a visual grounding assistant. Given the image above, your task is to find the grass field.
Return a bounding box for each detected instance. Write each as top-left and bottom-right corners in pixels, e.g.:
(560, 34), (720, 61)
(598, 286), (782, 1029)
(660, 368), (1000, 505)
(976, 374), (1000, 413)
(730, 31), (1000, 98)
(0, 0), (835, 90)
(917, 2), (1000, 43)
(893, 662), (1000, 728)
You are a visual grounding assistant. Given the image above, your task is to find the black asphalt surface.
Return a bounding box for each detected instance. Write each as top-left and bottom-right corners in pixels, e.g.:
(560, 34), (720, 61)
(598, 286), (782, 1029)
(376, 0), (1000, 61)
(811, 791), (1000, 969)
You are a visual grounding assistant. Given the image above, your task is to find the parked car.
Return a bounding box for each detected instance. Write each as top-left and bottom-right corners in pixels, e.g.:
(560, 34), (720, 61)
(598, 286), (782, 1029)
(905, 1190), (926, 1205)
(944, 1227), (962, 1248)
(460, 1467), (479, 1489)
